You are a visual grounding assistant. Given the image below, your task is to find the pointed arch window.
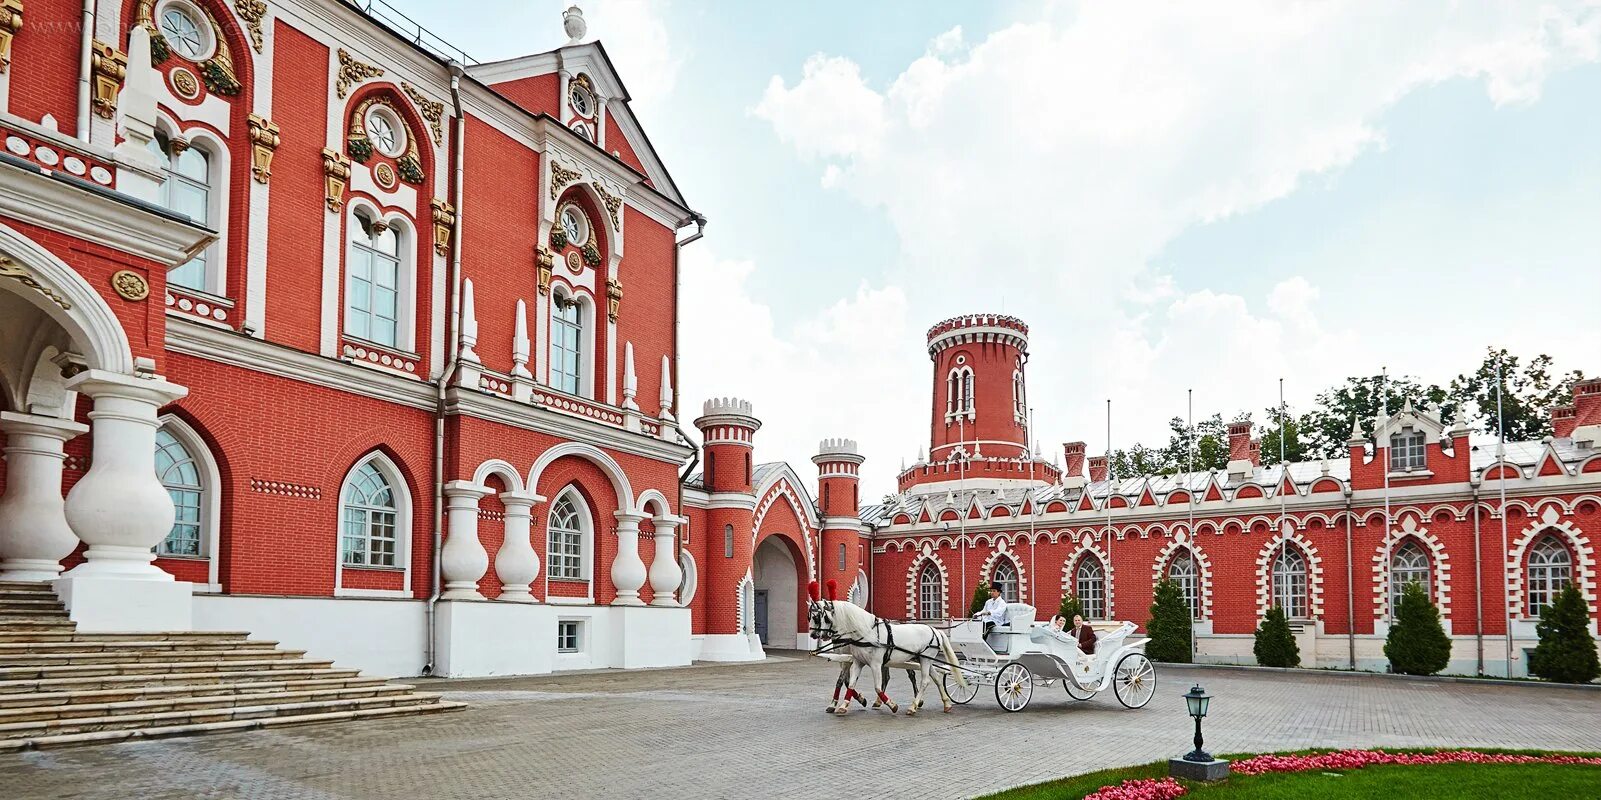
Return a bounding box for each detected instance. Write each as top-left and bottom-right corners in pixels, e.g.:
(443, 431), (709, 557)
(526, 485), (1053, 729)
(550, 291), (586, 396)
(548, 493), (587, 580)
(991, 558), (1019, 602)
(1076, 556), (1105, 619)
(155, 428), (204, 557)
(1527, 536), (1572, 616)
(340, 461), (398, 567)
(1271, 545), (1308, 619)
(1389, 541), (1430, 615)
(1167, 550), (1199, 619)
(918, 562), (943, 619)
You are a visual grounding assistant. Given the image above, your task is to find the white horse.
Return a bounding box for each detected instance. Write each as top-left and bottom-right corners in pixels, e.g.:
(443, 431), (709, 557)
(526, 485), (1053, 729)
(809, 597), (965, 715)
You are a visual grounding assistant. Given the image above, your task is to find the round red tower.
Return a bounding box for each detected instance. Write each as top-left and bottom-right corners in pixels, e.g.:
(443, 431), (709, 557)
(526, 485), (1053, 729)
(693, 397), (763, 660)
(898, 314), (1058, 493)
(812, 438), (864, 594)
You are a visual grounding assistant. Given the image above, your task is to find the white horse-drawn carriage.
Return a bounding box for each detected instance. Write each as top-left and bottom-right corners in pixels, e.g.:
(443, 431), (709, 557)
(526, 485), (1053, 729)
(939, 603), (1156, 712)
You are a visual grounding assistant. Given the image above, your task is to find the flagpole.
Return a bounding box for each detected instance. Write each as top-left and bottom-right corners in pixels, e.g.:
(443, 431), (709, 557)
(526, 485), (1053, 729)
(1496, 356), (1512, 677)
(1187, 388), (1197, 662)
(1027, 406), (1037, 606)
(1381, 367), (1393, 623)
(959, 413), (967, 610)
(1105, 398), (1113, 619)
(1278, 378), (1288, 532)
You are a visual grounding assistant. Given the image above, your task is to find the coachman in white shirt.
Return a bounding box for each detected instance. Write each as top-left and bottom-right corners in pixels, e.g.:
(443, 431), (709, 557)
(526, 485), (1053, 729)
(975, 585), (1009, 640)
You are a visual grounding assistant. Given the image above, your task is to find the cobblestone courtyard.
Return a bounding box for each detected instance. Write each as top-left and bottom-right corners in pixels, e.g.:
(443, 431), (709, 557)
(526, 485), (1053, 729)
(4, 654), (1600, 800)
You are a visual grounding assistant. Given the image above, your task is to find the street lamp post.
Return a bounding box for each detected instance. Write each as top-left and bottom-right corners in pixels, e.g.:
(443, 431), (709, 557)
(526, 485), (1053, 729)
(1168, 684), (1230, 782)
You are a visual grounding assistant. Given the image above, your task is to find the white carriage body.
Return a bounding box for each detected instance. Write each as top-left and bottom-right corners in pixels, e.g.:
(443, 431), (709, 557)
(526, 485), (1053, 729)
(942, 604), (1155, 710)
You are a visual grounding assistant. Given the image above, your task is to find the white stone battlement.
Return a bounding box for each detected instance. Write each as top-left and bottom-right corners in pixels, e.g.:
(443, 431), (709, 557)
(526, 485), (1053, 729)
(701, 396), (754, 418)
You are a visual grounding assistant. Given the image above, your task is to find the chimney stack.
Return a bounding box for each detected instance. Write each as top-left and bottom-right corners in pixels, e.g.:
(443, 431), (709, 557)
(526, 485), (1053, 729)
(1553, 405), (1577, 439)
(1088, 455), (1108, 483)
(1227, 421), (1255, 479)
(1062, 442), (1086, 478)
(1570, 379), (1601, 448)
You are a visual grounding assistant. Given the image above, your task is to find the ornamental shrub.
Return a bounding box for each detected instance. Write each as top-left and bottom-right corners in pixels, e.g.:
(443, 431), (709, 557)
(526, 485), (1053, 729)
(1383, 580), (1452, 675)
(969, 581), (991, 616)
(1057, 593), (1084, 623)
(1254, 605), (1300, 668)
(1528, 585), (1600, 684)
(1145, 580), (1192, 663)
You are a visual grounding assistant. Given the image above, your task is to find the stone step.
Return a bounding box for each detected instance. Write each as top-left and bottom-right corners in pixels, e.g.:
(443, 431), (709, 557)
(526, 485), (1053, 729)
(0, 638), (278, 654)
(0, 691), (449, 740)
(0, 674), (392, 708)
(0, 682), (421, 723)
(0, 657), (335, 682)
(0, 630), (254, 644)
(0, 700), (466, 752)
(0, 599), (63, 610)
(0, 648), (305, 667)
(0, 584), (59, 597)
(0, 608), (71, 619)
(0, 664), (356, 694)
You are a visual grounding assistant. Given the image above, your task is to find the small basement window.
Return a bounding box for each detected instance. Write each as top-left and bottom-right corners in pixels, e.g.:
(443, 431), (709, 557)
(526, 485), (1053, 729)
(557, 620), (582, 653)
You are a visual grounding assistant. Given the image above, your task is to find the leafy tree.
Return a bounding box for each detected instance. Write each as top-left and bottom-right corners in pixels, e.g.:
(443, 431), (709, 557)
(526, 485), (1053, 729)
(1253, 605), (1300, 668)
(1258, 404), (1309, 465)
(1108, 443), (1172, 480)
(1449, 348), (1585, 440)
(1145, 580), (1192, 663)
(1383, 581), (1451, 675)
(969, 580), (991, 616)
(1057, 593), (1084, 623)
(1528, 585), (1600, 684)
(1299, 374), (1451, 459)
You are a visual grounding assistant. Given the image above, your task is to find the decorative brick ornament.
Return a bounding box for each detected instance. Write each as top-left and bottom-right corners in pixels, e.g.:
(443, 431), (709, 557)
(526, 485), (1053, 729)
(111, 270), (150, 301)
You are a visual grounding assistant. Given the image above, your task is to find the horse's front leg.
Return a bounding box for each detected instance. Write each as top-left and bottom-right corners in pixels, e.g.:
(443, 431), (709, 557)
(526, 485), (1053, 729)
(833, 661), (860, 715)
(871, 656), (898, 714)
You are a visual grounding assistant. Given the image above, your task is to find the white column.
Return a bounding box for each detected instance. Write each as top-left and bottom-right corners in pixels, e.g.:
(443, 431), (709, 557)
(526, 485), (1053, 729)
(0, 413), (90, 581)
(648, 514), (687, 607)
(440, 481), (490, 600)
(611, 509), (648, 606)
(495, 490), (542, 602)
(60, 370), (187, 579)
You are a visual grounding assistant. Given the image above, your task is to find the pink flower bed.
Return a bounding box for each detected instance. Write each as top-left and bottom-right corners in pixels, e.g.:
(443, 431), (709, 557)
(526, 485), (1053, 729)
(1082, 749), (1601, 798)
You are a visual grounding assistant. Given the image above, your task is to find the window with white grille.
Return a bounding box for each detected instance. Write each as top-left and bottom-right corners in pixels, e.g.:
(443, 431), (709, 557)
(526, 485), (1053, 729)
(1271, 545), (1308, 619)
(1076, 557), (1106, 619)
(1527, 536), (1572, 617)
(548, 494), (585, 580)
(1388, 429), (1426, 471)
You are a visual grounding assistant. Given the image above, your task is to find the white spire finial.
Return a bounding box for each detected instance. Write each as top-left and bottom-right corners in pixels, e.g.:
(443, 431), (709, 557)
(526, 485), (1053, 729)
(459, 278), (480, 364)
(621, 342), (639, 411)
(658, 355), (674, 421)
(563, 5), (587, 45)
(512, 299), (531, 378)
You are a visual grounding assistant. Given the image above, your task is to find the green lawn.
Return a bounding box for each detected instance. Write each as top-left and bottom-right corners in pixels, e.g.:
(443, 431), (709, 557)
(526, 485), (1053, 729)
(984, 752), (1601, 799)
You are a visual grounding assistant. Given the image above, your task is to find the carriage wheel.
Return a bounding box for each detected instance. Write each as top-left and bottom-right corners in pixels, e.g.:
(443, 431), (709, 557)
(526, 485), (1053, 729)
(1063, 681), (1095, 701)
(942, 670), (979, 705)
(995, 662), (1033, 712)
(1112, 653), (1156, 709)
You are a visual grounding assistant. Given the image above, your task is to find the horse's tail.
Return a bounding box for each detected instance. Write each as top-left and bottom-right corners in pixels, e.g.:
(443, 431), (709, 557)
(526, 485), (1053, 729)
(939, 630), (966, 689)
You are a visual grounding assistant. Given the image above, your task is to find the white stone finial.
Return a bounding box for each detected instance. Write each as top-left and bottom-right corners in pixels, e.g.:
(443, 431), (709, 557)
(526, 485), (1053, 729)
(658, 355), (674, 421)
(459, 278), (480, 364)
(622, 341), (639, 411)
(112, 25), (166, 203)
(512, 299), (531, 378)
(563, 5), (587, 45)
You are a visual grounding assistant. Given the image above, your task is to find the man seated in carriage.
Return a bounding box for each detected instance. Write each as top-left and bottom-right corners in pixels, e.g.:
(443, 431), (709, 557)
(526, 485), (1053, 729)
(974, 585), (1010, 648)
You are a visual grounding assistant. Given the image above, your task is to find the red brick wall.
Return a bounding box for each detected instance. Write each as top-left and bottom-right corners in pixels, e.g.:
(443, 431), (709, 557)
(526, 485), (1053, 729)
(8, 0), (83, 136)
(262, 21), (328, 352)
(616, 212), (676, 416)
(489, 75), (560, 118)
(459, 117), (540, 378)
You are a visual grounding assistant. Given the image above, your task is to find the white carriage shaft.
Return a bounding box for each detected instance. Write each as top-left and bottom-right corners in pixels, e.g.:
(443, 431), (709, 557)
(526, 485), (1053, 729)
(941, 603), (1157, 712)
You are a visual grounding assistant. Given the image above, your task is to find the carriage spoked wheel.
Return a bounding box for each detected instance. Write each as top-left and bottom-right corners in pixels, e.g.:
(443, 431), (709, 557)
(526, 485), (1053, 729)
(995, 662), (1033, 712)
(1063, 680), (1095, 701)
(1112, 653), (1156, 709)
(942, 670), (980, 705)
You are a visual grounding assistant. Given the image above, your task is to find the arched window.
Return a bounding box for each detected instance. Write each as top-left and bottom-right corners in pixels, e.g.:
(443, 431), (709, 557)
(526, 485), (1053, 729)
(547, 493), (586, 580)
(1527, 536), (1572, 616)
(677, 551), (698, 606)
(550, 291), (585, 395)
(918, 562), (943, 619)
(1167, 550), (1199, 619)
(340, 460), (398, 567)
(961, 369), (974, 415)
(1389, 428), (1426, 472)
(837, 542), (846, 571)
(149, 132), (211, 292)
(345, 211), (403, 348)
(991, 558), (1019, 602)
(154, 428), (203, 556)
(849, 571), (868, 606)
(1389, 541), (1430, 615)
(1076, 556), (1105, 619)
(1271, 545), (1308, 619)
(724, 524), (734, 558)
(1013, 370), (1026, 418)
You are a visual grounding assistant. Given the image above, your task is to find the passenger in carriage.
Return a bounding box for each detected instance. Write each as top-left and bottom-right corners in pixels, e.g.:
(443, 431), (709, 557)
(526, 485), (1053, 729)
(1069, 614), (1097, 656)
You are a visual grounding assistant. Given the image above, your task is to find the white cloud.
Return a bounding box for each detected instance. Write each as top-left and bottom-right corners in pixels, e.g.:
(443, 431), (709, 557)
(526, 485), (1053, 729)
(753, 55), (888, 159)
(580, 0), (684, 117)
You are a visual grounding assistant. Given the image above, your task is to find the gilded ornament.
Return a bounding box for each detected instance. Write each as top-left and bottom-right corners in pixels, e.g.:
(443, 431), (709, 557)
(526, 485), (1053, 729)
(234, 0), (267, 53)
(548, 226), (567, 251)
(373, 162), (396, 188)
(565, 251), (582, 275)
(430, 199), (455, 256)
(593, 182), (622, 230)
(111, 269), (150, 302)
(548, 161), (582, 201)
(246, 114), (279, 183)
(321, 148), (351, 212)
(396, 151), (425, 184)
(0, 255), (73, 310)
(170, 66), (200, 98)
(90, 41), (127, 120)
(580, 241), (601, 268)
(336, 48), (384, 99)
(132, 3), (166, 63)
(0, 0), (22, 76)
(401, 81), (444, 146)
(605, 276), (623, 322)
(535, 248), (554, 295)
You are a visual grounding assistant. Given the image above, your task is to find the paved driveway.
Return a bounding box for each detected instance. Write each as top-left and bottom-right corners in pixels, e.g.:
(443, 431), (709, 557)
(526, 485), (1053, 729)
(4, 654), (1600, 799)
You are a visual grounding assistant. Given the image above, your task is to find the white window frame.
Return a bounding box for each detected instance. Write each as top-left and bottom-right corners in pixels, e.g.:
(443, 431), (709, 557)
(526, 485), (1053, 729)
(1076, 556), (1106, 619)
(1527, 536), (1573, 617)
(151, 124), (229, 299)
(1167, 550), (1199, 620)
(343, 206), (416, 353)
(557, 619), (583, 653)
(154, 0), (216, 62)
(334, 451), (413, 598)
(1389, 428), (1427, 472)
(991, 557), (1019, 603)
(154, 415), (221, 592)
(363, 104), (408, 159)
(1271, 545), (1309, 619)
(677, 551), (698, 607)
(1389, 540), (1431, 615)
(917, 562), (943, 620)
(545, 487), (594, 602)
(548, 286), (595, 398)
(946, 366), (975, 420)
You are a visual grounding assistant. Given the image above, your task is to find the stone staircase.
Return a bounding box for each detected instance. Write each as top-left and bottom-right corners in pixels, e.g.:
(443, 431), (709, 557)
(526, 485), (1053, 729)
(0, 581), (463, 751)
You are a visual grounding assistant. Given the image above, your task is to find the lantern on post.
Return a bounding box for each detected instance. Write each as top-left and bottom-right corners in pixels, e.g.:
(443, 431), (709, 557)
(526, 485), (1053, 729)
(1168, 683), (1230, 782)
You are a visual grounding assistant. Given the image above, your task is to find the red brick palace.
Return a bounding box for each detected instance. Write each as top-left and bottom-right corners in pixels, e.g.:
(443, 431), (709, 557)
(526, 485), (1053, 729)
(0, 0), (1594, 681)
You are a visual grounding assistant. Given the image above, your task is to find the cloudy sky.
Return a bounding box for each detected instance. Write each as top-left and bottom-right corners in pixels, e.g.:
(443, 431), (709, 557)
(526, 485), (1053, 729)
(391, 0), (1601, 499)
